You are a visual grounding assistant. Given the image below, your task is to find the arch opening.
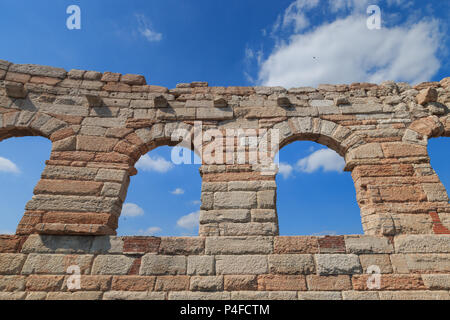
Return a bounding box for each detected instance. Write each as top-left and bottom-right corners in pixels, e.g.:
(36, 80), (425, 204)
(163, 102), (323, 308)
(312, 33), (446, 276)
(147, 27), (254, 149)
(275, 140), (362, 236)
(0, 136), (51, 235)
(118, 145), (202, 236)
(428, 137), (450, 201)
(427, 137), (450, 232)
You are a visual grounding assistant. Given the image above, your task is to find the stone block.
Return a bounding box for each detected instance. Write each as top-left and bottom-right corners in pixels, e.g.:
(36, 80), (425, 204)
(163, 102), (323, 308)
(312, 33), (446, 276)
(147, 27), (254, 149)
(315, 254), (362, 275)
(215, 255), (268, 275)
(140, 255), (186, 275)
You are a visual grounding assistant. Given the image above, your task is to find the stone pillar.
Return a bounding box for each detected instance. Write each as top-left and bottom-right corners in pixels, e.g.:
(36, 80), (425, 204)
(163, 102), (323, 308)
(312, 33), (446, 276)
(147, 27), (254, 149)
(16, 134), (134, 236)
(348, 142), (450, 235)
(199, 164), (278, 236)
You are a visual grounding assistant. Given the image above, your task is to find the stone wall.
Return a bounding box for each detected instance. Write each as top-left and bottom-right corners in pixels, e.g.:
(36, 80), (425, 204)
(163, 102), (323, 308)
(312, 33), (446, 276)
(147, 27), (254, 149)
(0, 60), (449, 300)
(0, 234), (449, 300)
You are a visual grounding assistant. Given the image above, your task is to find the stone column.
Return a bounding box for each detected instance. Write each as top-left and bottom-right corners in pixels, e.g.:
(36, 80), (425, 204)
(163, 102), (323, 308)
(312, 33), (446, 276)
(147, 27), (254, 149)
(348, 142), (450, 235)
(16, 133), (134, 235)
(199, 164), (278, 236)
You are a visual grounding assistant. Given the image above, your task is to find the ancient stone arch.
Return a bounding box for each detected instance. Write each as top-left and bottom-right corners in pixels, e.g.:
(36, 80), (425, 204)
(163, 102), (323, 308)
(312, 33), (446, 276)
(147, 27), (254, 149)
(0, 60), (449, 300)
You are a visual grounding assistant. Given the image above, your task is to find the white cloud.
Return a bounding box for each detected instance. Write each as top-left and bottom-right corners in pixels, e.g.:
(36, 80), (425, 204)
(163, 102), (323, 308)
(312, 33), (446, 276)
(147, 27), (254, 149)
(312, 230), (338, 236)
(283, 0), (320, 32)
(0, 230), (14, 235)
(177, 211), (200, 231)
(137, 226), (162, 236)
(191, 200), (201, 205)
(0, 157), (20, 174)
(297, 148), (345, 173)
(121, 203), (144, 217)
(171, 188), (185, 195)
(136, 14), (162, 42)
(136, 154), (174, 173)
(278, 162), (294, 179)
(258, 3), (442, 87)
(328, 0), (371, 13)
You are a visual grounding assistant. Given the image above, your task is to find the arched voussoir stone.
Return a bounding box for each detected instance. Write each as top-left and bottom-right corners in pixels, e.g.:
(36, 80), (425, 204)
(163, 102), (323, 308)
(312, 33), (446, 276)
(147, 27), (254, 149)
(440, 116), (450, 137)
(403, 116), (444, 145)
(278, 117), (358, 158)
(129, 121), (197, 167)
(0, 111), (70, 142)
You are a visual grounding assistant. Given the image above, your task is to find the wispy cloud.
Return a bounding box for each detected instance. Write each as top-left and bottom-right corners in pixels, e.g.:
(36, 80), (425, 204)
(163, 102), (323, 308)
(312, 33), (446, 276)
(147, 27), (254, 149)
(136, 154), (174, 173)
(282, 0), (320, 32)
(121, 203), (144, 217)
(136, 14), (162, 42)
(177, 211), (200, 231)
(137, 226), (162, 236)
(0, 156), (20, 174)
(278, 162), (294, 179)
(191, 200), (201, 205)
(171, 188), (185, 195)
(297, 148), (345, 173)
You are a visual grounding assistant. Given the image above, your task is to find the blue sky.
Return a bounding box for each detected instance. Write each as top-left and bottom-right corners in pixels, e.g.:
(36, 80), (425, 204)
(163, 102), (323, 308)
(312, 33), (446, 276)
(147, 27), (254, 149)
(0, 0), (449, 235)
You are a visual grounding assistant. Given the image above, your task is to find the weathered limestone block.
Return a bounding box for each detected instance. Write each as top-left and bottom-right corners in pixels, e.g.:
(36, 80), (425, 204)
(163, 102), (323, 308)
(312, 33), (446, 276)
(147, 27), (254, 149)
(416, 87), (438, 105)
(190, 276), (223, 291)
(168, 291), (230, 300)
(21, 235), (94, 254)
(358, 254), (393, 273)
(187, 256), (215, 276)
(9, 64), (67, 79)
(205, 236), (272, 254)
(104, 291), (166, 300)
(22, 254), (93, 274)
(5, 81), (27, 98)
(257, 275), (306, 291)
(345, 235), (394, 254)
(216, 222), (278, 236)
(213, 192), (256, 209)
(25, 195), (121, 214)
(315, 254), (362, 275)
(306, 275), (352, 291)
(224, 275), (257, 291)
(394, 235), (450, 253)
(390, 254), (450, 273)
(0, 254), (27, 274)
(111, 275), (155, 291)
(46, 291), (103, 300)
(230, 291), (297, 300)
(140, 255), (186, 275)
(251, 209), (277, 222)
(257, 190), (276, 209)
(200, 210), (250, 223)
(378, 290), (450, 300)
(90, 236), (124, 254)
(0, 276), (26, 292)
(91, 255), (134, 275)
(215, 255), (268, 275)
(298, 291), (343, 300)
(268, 254), (315, 274)
(422, 274), (450, 290)
(342, 291), (379, 300)
(155, 276), (189, 291)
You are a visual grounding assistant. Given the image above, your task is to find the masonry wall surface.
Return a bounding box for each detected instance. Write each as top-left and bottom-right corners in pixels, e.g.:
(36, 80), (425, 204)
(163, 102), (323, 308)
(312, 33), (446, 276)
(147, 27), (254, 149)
(0, 60), (449, 300)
